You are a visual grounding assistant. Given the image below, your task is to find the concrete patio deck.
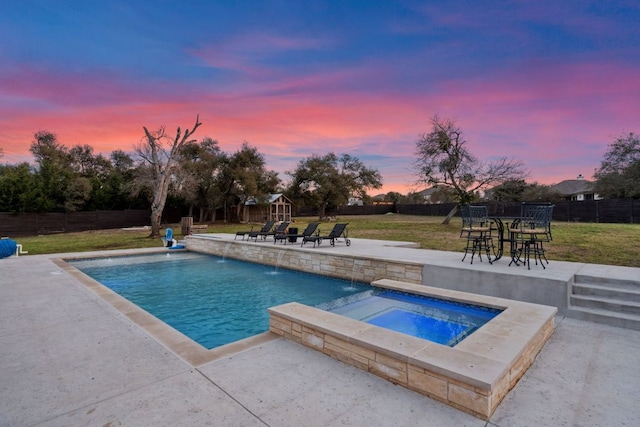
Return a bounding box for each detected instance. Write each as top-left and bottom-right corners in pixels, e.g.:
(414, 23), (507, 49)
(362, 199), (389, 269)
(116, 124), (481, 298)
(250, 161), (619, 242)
(1, 238), (639, 426)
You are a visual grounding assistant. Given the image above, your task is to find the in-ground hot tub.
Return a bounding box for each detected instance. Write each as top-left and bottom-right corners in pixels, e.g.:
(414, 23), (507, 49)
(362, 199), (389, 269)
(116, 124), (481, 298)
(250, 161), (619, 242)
(269, 279), (557, 420)
(324, 288), (502, 346)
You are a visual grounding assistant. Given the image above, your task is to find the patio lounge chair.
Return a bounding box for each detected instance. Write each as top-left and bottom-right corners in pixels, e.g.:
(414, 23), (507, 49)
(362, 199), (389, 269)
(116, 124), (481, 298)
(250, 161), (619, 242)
(250, 221), (290, 241)
(274, 222), (320, 245)
(235, 220), (275, 240)
(302, 223), (350, 247)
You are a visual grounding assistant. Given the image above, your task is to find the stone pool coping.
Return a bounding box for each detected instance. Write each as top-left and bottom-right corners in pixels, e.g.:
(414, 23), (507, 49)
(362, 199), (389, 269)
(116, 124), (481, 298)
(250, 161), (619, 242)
(53, 253), (281, 367)
(268, 278), (557, 419)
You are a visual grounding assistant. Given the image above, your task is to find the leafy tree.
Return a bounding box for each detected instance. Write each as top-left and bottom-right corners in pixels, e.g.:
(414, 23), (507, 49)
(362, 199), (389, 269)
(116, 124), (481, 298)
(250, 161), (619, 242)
(3, 135), (149, 213)
(66, 144), (116, 211)
(176, 137), (228, 222)
(0, 163), (40, 213)
(135, 115), (202, 237)
(430, 186), (459, 204)
(414, 115), (527, 223)
(521, 182), (563, 202)
(111, 149), (135, 173)
(488, 179), (528, 202)
(488, 180), (562, 204)
(594, 132), (640, 199)
(106, 149), (149, 209)
(63, 177), (92, 211)
(384, 191), (403, 203)
(29, 130), (74, 211)
(69, 144), (106, 176)
(287, 152), (382, 218)
(223, 143), (280, 222)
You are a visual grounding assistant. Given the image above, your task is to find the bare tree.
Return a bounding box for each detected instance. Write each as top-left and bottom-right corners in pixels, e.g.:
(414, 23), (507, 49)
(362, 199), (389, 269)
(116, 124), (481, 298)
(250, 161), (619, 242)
(414, 115), (527, 224)
(136, 115), (202, 237)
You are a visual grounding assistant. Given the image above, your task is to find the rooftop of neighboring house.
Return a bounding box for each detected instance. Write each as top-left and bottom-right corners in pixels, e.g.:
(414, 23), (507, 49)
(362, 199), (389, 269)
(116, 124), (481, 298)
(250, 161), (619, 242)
(550, 174), (596, 196)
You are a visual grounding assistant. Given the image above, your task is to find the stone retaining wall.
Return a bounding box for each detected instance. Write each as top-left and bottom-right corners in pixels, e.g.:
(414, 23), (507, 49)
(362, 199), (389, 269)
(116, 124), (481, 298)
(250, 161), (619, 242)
(186, 236), (423, 284)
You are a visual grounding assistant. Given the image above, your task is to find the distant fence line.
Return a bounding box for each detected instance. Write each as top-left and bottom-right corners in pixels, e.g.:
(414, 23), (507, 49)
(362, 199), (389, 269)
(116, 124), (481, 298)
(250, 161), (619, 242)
(0, 210), (152, 237)
(317, 199), (639, 224)
(1, 199), (637, 237)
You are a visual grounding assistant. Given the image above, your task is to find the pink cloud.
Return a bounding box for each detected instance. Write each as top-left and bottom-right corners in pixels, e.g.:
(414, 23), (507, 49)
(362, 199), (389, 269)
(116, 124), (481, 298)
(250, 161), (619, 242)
(190, 32), (333, 76)
(2, 50), (638, 194)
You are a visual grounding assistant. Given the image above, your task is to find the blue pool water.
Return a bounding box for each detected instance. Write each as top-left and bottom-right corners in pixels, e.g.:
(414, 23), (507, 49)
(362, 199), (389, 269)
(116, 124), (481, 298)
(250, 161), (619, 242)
(69, 252), (369, 349)
(326, 290), (502, 346)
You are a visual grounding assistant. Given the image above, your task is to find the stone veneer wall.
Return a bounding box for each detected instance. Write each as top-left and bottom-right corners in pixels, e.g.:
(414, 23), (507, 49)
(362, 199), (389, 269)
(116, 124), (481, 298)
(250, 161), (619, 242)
(186, 236), (423, 284)
(268, 302), (555, 420)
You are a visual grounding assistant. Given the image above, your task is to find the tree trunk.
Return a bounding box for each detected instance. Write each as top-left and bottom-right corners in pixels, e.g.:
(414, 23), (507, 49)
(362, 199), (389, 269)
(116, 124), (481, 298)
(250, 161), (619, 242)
(318, 203), (326, 220)
(150, 208), (163, 238)
(442, 204), (459, 225)
(142, 115), (202, 238)
(236, 203), (244, 223)
(149, 175), (170, 237)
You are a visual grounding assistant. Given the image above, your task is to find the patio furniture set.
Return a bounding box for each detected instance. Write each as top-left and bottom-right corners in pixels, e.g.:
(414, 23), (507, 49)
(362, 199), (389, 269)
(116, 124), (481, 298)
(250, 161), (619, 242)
(460, 203), (555, 269)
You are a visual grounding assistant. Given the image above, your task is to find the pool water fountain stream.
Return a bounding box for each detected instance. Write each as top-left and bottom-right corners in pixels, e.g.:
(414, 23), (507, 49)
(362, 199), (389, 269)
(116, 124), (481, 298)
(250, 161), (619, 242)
(218, 242), (231, 263)
(350, 259), (365, 288)
(273, 250), (286, 273)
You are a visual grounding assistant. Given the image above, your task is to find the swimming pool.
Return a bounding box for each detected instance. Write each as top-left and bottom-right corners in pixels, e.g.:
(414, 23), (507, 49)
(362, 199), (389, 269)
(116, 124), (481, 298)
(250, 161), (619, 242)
(69, 252), (369, 349)
(325, 290), (501, 346)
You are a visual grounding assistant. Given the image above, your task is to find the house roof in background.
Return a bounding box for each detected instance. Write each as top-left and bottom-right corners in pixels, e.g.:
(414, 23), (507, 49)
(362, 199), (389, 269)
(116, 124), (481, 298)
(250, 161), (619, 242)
(417, 187), (439, 197)
(550, 179), (595, 196)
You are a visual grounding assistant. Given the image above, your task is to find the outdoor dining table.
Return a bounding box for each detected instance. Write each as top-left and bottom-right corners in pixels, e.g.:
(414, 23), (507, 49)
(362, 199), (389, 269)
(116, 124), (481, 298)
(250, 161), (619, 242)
(489, 216), (522, 262)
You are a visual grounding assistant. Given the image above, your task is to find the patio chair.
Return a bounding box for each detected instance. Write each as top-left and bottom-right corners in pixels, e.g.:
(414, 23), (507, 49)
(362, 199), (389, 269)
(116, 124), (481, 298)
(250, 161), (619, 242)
(250, 221), (290, 241)
(510, 203), (554, 269)
(460, 204), (494, 264)
(302, 223), (350, 247)
(235, 220), (275, 240)
(274, 222), (320, 245)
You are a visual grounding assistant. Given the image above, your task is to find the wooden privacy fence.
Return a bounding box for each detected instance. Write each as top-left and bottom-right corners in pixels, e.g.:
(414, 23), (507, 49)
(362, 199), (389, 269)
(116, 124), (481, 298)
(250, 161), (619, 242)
(318, 199), (639, 224)
(0, 210), (151, 237)
(1, 199), (638, 237)
(399, 199), (639, 223)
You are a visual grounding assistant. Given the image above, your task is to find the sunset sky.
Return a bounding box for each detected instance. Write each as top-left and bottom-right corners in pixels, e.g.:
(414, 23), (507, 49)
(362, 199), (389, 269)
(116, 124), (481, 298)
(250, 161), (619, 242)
(1, 1), (639, 195)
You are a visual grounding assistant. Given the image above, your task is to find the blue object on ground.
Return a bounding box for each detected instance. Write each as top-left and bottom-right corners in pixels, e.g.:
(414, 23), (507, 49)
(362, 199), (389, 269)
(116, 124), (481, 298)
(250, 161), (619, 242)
(0, 239), (18, 258)
(162, 228), (175, 247)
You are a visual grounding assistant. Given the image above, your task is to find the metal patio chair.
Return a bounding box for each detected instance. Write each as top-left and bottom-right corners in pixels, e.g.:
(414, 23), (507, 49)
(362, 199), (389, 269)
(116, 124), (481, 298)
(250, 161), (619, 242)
(460, 204), (495, 264)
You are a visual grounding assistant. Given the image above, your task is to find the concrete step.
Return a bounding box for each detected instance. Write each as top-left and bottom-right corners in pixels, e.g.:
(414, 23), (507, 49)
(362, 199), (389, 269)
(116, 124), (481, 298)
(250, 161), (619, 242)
(572, 283), (640, 303)
(570, 294), (640, 316)
(573, 275), (640, 290)
(566, 306), (640, 331)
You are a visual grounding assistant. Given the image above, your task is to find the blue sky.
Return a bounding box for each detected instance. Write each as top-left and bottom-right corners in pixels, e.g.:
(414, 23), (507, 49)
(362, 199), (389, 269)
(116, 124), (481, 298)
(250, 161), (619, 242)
(1, 0), (639, 194)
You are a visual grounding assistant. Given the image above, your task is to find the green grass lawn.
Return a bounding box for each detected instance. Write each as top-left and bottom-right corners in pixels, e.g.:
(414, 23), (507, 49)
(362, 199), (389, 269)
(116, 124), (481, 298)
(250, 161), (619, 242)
(14, 214), (640, 267)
